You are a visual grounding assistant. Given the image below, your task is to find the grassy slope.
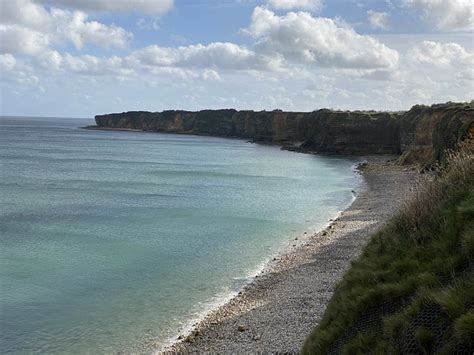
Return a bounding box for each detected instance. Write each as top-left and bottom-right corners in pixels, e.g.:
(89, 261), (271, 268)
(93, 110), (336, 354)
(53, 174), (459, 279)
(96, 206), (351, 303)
(303, 151), (474, 354)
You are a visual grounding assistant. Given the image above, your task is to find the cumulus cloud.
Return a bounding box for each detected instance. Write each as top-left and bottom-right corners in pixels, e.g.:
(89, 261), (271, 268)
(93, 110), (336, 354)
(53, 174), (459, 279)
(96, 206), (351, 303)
(267, 0), (322, 11)
(3, 4), (401, 87)
(408, 41), (473, 66)
(403, 0), (474, 31)
(0, 25), (50, 55)
(30, 41), (282, 80)
(52, 9), (132, 49)
(34, 0), (174, 15)
(0, 0), (132, 55)
(0, 53), (42, 89)
(130, 42), (274, 71)
(367, 10), (389, 30)
(245, 6), (399, 69)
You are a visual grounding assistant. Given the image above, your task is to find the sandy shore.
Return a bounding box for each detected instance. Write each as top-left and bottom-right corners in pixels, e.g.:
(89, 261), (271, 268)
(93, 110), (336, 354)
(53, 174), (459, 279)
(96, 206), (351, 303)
(163, 156), (417, 354)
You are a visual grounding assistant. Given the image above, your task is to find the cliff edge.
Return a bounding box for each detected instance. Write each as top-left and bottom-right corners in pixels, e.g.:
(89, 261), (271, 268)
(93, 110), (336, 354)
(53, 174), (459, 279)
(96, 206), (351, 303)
(95, 102), (473, 167)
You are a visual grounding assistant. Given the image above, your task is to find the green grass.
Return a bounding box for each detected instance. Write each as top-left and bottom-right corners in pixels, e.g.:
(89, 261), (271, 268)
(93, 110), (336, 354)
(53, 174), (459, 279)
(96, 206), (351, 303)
(302, 150), (474, 354)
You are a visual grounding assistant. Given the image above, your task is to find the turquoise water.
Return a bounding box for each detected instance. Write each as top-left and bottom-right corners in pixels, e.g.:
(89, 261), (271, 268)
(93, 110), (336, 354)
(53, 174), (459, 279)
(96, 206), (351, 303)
(0, 116), (362, 353)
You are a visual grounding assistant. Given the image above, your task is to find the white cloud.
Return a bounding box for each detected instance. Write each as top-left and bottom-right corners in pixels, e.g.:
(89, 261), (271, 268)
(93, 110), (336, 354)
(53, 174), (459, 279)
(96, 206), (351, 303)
(0, 0), (132, 55)
(27, 43), (267, 79)
(404, 0), (474, 31)
(202, 69), (221, 81)
(34, 0), (174, 16)
(136, 18), (160, 31)
(367, 10), (389, 30)
(37, 50), (63, 71)
(245, 6), (399, 69)
(130, 42), (274, 71)
(51, 9), (132, 49)
(408, 40), (473, 66)
(0, 25), (50, 55)
(0, 0), (51, 28)
(0, 53), (16, 72)
(267, 0), (322, 11)
(0, 53), (42, 89)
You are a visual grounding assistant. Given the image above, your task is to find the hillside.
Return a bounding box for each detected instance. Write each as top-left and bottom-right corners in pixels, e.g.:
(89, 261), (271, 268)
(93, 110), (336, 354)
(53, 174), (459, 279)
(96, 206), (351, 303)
(303, 150), (474, 354)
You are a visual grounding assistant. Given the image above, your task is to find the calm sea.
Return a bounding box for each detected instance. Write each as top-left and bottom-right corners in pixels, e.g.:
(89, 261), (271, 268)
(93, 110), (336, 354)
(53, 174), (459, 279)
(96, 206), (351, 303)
(0, 116), (362, 353)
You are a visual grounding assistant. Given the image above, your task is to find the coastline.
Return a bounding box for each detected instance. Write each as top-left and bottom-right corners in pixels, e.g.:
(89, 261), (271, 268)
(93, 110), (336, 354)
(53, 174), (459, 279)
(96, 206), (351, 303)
(163, 156), (417, 353)
(82, 126), (147, 132)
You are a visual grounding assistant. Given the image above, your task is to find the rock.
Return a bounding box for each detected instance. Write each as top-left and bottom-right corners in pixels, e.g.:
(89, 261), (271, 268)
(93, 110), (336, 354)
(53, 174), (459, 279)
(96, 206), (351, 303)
(237, 325), (246, 332)
(397, 103), (473, 167)
(253, 334), (261, 341)
(177, 335), (183, 340)
(95, 102), (473, 168)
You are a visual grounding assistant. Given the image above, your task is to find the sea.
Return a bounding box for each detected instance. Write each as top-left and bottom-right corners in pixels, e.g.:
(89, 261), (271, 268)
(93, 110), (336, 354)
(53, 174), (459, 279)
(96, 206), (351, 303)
(0, 116), (363, 353)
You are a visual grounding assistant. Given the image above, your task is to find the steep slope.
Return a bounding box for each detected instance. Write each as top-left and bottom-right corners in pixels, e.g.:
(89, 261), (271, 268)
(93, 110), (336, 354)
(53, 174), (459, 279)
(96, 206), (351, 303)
(302, 151), (474, 354)
(95, 102), (473, 165)
(398, 103), (474, 166)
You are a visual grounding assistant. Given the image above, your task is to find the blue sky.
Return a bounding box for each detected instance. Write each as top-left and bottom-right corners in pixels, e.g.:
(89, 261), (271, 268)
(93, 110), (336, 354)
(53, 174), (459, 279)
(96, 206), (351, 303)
(0, 0), (473, 117)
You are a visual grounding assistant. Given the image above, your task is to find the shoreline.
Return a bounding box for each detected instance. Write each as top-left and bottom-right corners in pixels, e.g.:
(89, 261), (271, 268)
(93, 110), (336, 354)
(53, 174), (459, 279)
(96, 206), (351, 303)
(81, 125), (148, 132)
(157, 169), (363, 352)
(163, 156), (417, 353)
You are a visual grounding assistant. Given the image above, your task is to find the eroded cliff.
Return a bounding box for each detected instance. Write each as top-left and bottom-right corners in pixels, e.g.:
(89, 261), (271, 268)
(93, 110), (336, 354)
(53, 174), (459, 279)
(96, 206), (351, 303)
(95, 102), (473, 165)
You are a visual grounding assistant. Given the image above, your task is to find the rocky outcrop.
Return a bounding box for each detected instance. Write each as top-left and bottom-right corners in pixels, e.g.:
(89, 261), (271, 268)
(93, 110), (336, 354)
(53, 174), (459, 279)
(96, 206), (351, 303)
(94, 102), (473, 165)
(397, 102), (474, 165)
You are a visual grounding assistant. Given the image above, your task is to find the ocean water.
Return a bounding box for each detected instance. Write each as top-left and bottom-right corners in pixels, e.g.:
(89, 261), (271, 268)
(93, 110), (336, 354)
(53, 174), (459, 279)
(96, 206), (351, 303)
(0, 116), (362, 353)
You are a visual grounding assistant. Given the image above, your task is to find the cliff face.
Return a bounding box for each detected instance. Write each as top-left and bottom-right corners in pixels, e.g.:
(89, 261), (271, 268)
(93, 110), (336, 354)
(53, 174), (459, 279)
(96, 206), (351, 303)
(95, 102), (473, 165)
(398, 103), (474, 165)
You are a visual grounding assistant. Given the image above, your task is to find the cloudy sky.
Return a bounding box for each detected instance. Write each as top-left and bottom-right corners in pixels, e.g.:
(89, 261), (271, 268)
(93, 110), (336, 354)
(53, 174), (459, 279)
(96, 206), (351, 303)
(0, 0), (473, 117)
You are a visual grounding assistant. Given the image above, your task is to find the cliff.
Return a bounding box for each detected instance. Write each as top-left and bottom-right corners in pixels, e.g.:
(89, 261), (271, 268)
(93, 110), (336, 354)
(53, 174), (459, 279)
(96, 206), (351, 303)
(95, 102), (473, 166)
(398, 103), (473, 165)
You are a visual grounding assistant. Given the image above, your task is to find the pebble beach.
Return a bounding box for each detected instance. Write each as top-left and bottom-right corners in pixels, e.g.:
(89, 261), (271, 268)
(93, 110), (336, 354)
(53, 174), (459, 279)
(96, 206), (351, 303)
(165, 157), (417, 353)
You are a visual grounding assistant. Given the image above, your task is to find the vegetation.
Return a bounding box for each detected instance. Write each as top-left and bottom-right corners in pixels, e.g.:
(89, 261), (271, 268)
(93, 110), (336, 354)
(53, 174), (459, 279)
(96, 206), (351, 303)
(303, 150), (474, 354)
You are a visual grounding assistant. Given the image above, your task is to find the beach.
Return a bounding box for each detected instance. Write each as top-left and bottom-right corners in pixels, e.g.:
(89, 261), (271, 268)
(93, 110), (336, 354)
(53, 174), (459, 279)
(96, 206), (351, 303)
(166, 156), (417, 353)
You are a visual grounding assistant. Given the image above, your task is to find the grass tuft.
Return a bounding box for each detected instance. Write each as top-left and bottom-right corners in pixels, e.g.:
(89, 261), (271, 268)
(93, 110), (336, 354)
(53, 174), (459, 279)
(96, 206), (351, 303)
(453, 311), (474, 344)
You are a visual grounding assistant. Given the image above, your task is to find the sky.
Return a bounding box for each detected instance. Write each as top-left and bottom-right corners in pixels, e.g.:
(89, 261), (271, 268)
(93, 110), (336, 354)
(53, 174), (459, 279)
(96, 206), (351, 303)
(0, 0), (473, 117)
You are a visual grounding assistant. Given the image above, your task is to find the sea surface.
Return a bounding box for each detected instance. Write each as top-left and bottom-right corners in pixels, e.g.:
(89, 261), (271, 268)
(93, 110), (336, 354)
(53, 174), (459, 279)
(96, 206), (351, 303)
(0, 116), (362, 353)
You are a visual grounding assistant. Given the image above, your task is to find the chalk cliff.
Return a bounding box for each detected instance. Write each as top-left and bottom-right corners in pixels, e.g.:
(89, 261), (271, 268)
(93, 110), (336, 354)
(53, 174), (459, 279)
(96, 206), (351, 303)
(95, 102), (473, 166)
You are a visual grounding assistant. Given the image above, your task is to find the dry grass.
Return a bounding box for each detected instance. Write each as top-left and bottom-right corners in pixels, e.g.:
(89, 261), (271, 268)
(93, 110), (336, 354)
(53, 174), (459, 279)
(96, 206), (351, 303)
(303, 148), (474, 354)
(392, 149), (474, 245)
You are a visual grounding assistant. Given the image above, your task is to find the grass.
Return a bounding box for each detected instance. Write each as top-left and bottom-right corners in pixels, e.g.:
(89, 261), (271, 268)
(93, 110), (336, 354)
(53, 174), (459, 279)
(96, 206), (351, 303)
(302, 149), (474, 354)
